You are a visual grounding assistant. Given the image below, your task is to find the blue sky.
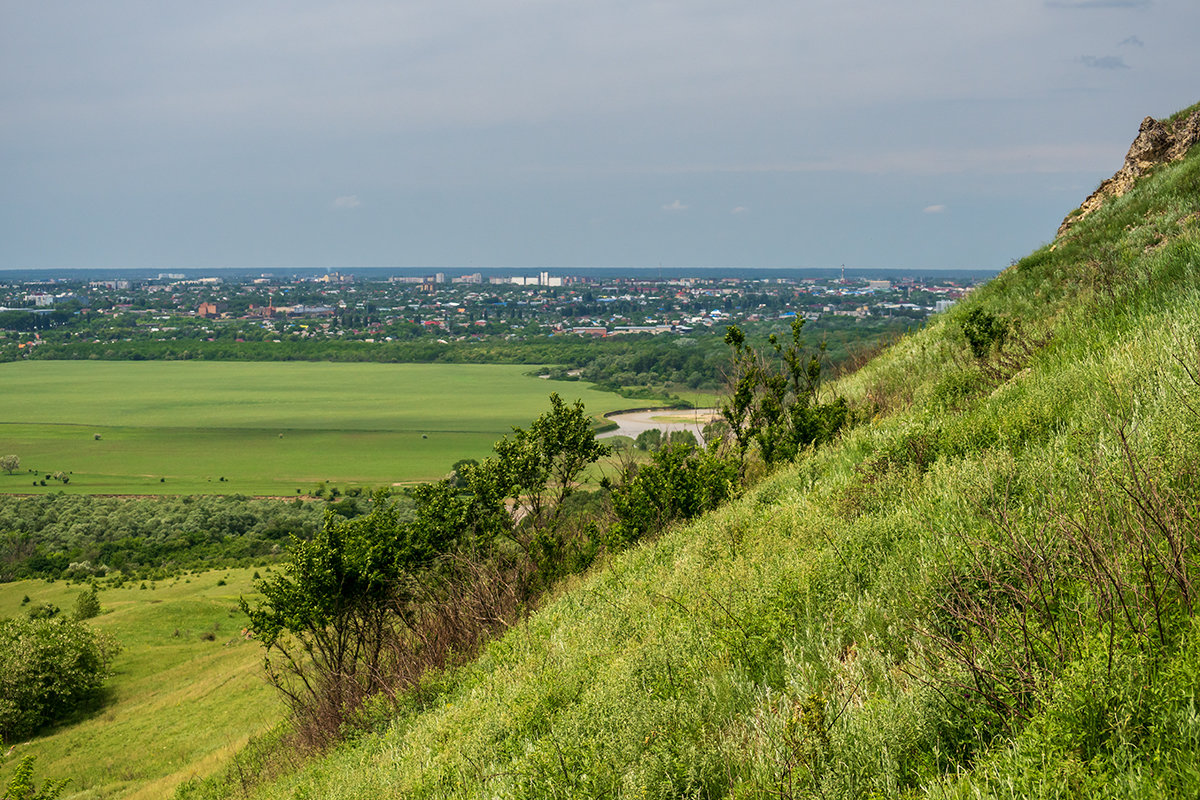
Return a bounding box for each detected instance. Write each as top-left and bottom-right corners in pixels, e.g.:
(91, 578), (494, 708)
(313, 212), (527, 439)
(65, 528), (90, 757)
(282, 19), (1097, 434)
(2, 1), (1197, 270)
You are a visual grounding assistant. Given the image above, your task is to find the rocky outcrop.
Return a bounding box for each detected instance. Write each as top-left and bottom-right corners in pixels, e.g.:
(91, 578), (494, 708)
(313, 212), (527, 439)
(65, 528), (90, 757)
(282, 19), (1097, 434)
(1058, 108), (1200, 237)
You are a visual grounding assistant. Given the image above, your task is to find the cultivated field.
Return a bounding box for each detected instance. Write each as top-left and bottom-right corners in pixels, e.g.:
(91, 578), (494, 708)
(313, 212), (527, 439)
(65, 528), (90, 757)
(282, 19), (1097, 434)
(0, 361), (640, 495)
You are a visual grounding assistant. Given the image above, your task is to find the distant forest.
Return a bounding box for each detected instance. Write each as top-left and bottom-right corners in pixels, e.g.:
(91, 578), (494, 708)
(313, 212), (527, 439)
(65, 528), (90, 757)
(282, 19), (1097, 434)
(0, 494), (330, 582)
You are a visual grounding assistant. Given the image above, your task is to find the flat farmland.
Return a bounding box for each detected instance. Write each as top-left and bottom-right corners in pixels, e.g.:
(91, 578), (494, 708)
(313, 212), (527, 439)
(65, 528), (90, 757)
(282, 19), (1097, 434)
(0, 361), (638, 494)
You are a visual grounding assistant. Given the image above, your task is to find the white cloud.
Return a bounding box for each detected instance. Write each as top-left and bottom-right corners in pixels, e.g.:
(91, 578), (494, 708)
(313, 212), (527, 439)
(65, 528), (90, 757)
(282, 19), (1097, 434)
(662, 200), (688, 212)
(333, 195), (361, 209)
(731, 206), (749, 214)
(923, 204), (947, 214)
(1080, 55), (1130, 70)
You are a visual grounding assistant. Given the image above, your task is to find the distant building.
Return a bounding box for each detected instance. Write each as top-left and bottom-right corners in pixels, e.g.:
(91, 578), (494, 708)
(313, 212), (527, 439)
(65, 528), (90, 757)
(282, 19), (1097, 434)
(609, 325), (674, 335)
(276, 304), (335, 317)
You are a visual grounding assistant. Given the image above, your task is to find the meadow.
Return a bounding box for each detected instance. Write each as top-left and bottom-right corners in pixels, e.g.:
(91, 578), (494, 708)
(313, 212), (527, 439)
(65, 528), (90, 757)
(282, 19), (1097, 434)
(0, 567), (277, 799)
(0, 361), (639, 495)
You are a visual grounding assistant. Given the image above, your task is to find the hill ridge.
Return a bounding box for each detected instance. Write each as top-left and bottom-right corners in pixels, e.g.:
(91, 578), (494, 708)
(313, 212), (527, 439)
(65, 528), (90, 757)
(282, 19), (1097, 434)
(1058, 103), (1200, 237)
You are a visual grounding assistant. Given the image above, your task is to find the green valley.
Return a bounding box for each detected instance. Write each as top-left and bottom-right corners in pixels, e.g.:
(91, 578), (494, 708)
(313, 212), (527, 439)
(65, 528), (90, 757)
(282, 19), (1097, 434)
(4, 103), (1200, 800)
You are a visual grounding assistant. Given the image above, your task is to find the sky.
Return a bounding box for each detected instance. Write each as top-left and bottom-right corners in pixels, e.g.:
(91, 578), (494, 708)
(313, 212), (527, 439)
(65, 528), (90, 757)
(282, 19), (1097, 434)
(2, 1), (1198, 272)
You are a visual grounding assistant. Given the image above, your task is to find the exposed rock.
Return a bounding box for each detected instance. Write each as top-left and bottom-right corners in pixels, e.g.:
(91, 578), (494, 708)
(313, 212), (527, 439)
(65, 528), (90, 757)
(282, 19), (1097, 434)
(1058, 107), (1200, 237)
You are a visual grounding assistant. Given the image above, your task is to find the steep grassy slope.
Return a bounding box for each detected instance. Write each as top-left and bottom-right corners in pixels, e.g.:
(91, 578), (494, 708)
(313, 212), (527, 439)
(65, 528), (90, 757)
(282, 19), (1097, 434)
(188, 105), (1200, 799)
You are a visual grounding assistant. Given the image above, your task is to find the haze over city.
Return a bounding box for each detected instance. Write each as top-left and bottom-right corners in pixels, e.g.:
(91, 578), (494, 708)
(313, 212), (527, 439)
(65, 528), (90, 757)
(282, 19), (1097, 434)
(3, 1), (1198, 270)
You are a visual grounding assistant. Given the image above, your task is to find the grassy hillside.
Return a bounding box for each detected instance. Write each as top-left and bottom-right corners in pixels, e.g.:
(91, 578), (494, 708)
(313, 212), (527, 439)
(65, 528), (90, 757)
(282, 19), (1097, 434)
(0, 568), (280, 799)
(0, 362), (642, 494)
(168, 104), (1200, 798)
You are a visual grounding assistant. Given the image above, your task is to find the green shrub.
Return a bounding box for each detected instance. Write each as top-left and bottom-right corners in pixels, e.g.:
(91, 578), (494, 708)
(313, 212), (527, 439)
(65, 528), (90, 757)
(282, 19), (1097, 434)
(0, 616), (121, 741)
(960, 308), (1008, 359)
(72, 586), (100, 620)
(24, 603), (58, 620)
(1, 755), (69, 800)
(608, 442), (739, 544)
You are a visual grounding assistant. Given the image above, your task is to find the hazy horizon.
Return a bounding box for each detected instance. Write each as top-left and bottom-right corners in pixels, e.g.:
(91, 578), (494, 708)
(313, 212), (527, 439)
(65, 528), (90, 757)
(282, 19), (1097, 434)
(0, 264), (1001, 282)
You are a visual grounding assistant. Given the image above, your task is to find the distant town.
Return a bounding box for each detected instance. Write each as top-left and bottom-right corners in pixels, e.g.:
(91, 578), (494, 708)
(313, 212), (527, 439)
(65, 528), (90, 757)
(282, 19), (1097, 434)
(0, 269), (990, 356)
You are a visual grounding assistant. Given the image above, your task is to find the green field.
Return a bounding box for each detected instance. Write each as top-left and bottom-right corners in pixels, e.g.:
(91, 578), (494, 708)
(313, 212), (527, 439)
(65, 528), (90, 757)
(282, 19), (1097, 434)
(0, 361), (641, 495)
(0, 568), (277, 799)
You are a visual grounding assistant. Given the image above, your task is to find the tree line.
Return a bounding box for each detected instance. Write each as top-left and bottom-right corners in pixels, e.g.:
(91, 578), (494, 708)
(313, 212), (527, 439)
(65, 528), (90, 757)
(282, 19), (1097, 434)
(12, 318), (911, 402)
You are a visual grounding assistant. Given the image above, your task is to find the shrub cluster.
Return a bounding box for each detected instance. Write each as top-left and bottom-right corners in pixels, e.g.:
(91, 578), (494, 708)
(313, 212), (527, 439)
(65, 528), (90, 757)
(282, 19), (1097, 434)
(242, 325), (851, 751)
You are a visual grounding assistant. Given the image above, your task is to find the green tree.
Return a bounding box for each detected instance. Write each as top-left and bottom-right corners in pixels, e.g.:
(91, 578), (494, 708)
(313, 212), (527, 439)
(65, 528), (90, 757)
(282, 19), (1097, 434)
(0, 455), (18, 475)
(241, 494), (421, 740)
(721, 321), (848, 471)
(720, 325), (760, 471)
(488, 393), (610, 530)
(448, 458), (479, 488)
(666, 429), (698, 448)
(242, 395), (610, 742)
(634, 428), (664, 451)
